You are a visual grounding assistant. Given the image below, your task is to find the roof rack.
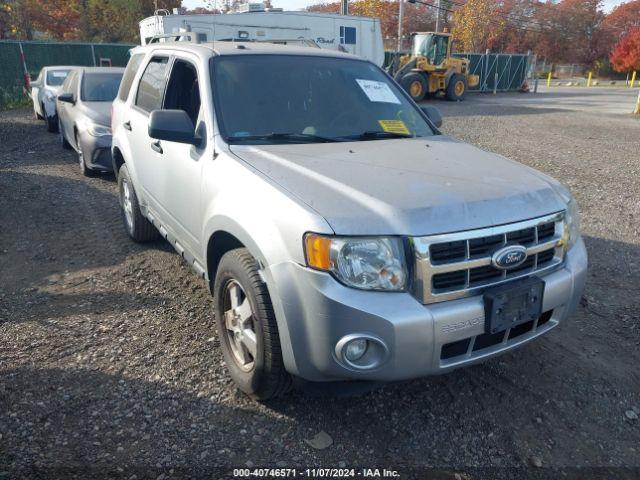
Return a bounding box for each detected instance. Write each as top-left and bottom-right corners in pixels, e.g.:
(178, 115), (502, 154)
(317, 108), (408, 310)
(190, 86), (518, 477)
(147, 32), (201, 44)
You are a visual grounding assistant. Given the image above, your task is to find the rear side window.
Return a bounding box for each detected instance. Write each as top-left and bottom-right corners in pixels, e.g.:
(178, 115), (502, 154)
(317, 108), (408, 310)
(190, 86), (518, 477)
(46, 69), (70, 86)
(135, 56), (169, 113)
(118, 53), (144, 101)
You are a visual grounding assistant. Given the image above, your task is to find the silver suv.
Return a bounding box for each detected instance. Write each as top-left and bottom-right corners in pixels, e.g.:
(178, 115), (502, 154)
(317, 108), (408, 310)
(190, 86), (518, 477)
(111, 41), (587, 399)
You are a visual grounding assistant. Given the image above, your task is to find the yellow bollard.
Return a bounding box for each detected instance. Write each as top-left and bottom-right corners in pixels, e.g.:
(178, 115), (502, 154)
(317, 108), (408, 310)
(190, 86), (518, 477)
(587, 71), (592, 87)
(634, 90), (640, 114)
(547, 71), (552, 88)
(631, 71), (637, 88)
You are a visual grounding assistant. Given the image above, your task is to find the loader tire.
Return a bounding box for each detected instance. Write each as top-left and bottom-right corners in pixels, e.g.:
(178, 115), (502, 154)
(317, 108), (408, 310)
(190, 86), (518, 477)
(446, 74), (467, 101)
(401, 72), (428, 102)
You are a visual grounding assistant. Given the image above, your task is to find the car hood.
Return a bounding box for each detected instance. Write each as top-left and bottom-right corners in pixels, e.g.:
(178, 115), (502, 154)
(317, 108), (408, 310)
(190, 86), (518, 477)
(230, 136), (566, 236)
(80, 102), (111, 127)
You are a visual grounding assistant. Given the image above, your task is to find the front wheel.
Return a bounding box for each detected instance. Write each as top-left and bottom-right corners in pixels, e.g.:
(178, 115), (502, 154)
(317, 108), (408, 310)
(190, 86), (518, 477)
(76, 133), (95, 177)
(213, 248), (291, 400)
(58, 119), (71, 149)
(46, 113), (58, 133)
(117, 164), (158, 242)
(446, 74), (468, 101)
(401, 72), (428, 102)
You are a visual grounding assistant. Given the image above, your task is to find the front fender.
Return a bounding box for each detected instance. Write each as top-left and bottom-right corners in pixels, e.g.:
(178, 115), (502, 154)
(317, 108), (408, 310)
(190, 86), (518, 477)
(200, 152), (334, 375)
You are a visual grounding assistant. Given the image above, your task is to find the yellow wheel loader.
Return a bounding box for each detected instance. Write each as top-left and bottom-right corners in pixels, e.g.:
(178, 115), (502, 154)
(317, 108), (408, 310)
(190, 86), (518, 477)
(394, 32), (480, 102)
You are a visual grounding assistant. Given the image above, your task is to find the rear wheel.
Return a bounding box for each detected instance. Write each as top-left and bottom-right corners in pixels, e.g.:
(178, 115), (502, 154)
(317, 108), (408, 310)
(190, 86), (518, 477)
(446, 74), (467, 101)
(213, 248), (291, 400)
(117, 164), (158, 242)
(401, 72), (428, 102)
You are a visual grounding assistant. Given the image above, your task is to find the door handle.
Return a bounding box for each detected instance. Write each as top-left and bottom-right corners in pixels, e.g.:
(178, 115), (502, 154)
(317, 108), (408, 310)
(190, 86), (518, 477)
(151, 140), (163, 154)
(123, 121), (132, 131)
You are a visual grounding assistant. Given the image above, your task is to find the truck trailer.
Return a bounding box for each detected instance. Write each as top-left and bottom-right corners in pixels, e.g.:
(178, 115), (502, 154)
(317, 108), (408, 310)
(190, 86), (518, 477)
(139, 9), (385, 66)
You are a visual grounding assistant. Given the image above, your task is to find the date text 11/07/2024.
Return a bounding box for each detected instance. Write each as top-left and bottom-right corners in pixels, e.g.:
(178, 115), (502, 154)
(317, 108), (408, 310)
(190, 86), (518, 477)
(232, 468), (401, 478)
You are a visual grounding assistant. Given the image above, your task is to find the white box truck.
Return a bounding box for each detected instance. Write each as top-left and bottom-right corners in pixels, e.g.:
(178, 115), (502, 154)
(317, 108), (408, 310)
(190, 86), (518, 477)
(139, 10), (385, 66)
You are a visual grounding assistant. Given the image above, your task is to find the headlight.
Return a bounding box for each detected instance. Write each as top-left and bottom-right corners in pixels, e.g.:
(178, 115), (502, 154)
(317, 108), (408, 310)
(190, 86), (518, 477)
(564, 198), (580, 249)
(87, 124), (112, 137)
(304, 234), (407, 291)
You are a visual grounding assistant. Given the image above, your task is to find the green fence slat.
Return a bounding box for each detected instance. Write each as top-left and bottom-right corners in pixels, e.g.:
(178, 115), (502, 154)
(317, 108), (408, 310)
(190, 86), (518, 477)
(0, 40), (134, 106)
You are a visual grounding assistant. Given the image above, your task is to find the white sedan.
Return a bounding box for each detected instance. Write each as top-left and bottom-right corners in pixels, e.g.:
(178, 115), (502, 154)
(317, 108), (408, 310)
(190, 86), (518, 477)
(30, 66), (75, 132)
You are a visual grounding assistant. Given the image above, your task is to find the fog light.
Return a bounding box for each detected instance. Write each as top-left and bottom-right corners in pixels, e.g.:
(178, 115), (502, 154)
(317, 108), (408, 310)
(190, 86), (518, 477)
(344, 338), (368, 362)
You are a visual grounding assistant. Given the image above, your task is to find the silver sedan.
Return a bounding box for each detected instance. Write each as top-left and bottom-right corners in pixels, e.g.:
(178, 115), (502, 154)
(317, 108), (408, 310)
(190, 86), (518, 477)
(56, 67), (124, 176)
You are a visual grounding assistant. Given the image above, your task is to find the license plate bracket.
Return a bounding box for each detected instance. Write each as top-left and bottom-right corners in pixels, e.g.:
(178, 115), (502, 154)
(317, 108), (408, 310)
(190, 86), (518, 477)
(484, 277), (545, 335)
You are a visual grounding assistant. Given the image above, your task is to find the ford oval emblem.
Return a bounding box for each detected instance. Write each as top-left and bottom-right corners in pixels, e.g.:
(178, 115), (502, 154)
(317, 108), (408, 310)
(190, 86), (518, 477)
(492, 245), (528, 270)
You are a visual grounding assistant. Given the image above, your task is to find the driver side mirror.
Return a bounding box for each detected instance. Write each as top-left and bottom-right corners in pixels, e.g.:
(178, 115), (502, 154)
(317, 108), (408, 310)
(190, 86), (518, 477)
(58, 92), (75, 104)
(421, 106), (443, 128)
(148, 109), (199, 145)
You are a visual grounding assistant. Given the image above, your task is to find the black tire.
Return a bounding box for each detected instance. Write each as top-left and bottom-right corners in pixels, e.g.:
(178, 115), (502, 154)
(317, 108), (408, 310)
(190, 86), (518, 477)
(76, 132), (95, 177)
(46, 113), (58, 133)
(58, 118), (71, 150)
(117, 164), (158, 242)
(446, 74), (468, 101)
(401, 72), (428, 102)
(213, 248), (291, 401)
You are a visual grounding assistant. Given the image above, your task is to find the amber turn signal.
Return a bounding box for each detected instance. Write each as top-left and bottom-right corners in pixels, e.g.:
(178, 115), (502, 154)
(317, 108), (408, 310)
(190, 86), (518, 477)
(304, 233), (332, 271)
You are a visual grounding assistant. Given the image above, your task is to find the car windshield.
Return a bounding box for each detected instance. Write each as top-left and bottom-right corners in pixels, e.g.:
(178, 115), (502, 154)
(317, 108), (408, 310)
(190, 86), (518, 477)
(212, 55), (436, 144)
(46, 69), (70, 86)
(81, 72), (123, 102)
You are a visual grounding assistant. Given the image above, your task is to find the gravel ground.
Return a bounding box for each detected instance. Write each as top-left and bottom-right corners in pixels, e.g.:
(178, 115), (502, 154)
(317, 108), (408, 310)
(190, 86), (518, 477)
(1, 91), (639, 479)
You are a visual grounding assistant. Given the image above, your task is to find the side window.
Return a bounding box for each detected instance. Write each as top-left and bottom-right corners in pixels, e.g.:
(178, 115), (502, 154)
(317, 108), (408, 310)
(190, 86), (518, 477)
(163, 59), (201, 126)
(135, 56), (170, 113)
(118, 53), (144, 101)
(340, 26), (356, 45)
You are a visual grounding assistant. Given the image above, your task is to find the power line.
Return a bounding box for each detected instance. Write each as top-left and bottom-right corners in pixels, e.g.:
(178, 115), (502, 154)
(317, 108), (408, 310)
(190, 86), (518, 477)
(446, 0), (552, 30)
(407, 0), (547, 34)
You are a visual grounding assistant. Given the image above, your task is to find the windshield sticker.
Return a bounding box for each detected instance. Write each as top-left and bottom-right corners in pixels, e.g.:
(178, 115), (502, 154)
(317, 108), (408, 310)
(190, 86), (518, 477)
(52, 71), (68, 77)
(356, 79), (401, 104)
(378, 120), (410, 135)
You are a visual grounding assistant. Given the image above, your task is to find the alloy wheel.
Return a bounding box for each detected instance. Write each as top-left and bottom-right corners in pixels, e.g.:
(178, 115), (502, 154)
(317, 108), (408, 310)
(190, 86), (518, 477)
(121, 179), (134, 232)
(222, 279), (257, 372)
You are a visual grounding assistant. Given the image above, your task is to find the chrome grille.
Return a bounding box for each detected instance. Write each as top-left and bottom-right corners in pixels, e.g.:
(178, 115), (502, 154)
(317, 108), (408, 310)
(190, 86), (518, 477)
(411, 212), (566, 304)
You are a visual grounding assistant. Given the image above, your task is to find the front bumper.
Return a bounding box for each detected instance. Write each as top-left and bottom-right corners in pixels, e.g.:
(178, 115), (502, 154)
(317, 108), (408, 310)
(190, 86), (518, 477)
(266, 238), (587, 382)
(79, 133), (113, 172)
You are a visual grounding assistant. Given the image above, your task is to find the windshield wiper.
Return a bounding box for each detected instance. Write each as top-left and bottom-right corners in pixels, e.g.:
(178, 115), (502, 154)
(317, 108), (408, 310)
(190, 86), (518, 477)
(227, 132), (344, 143)
(344, 130), (416, 140)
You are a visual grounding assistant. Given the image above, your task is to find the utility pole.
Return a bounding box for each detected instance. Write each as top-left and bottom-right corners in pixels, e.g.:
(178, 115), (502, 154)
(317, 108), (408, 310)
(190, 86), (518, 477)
(435, 0), (441, 33)
(397, 0), (404, 52)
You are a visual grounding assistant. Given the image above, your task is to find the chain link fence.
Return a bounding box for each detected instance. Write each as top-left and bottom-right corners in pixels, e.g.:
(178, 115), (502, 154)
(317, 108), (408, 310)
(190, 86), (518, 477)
(0, 40), (134, 107)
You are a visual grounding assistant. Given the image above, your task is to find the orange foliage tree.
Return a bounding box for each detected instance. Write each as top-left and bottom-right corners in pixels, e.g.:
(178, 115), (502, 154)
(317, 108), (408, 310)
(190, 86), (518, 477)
(610, 27), (640, 72)
(2, 0), (180, 42)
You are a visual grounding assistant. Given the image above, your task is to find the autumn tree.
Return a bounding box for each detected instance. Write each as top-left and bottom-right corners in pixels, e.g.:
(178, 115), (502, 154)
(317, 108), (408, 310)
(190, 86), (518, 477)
(452, 0), (500, 52)
(610, 27), (640, 72)
(308, 0), (436, 50)
(602, 0), (640, 37)
(0, 2), (12, 38)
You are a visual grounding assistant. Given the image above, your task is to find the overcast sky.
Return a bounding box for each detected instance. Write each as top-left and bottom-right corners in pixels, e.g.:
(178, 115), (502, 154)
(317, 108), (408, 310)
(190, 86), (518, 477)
(182, 0), (630, 13)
